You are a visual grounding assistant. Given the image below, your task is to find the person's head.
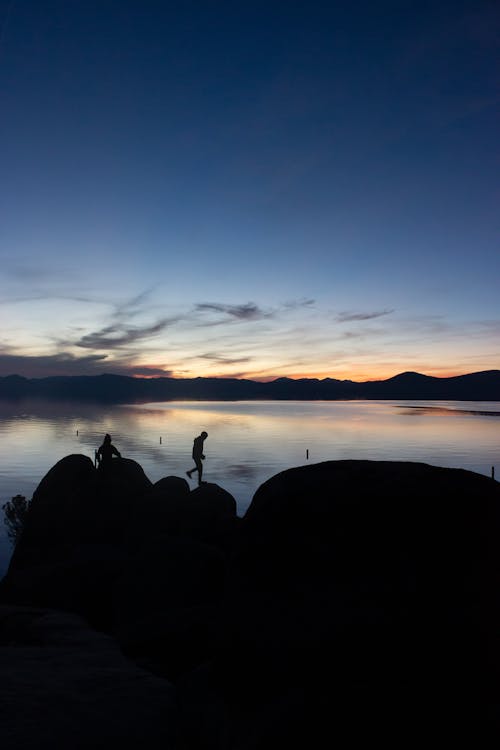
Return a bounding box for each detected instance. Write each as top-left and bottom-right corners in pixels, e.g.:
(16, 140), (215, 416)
(104, 433), (111, 443)
(201, 431), (208, 439)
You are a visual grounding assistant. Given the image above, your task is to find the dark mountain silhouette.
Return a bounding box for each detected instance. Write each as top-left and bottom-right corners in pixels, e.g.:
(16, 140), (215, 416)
(0, 370), (499, 403)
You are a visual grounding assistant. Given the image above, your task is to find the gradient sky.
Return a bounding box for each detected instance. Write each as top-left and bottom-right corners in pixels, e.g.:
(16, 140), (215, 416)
(1, 0), (498, 381)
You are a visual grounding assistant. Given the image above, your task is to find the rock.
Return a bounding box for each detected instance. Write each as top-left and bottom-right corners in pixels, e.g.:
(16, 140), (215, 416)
(4, 458), (497, 746)
(136, 481), (238, 546)
(1, 456), (153, 623)
(12, 454), (96, 557)
(151, 475), (191, 499)
(8, 455), (152, 570)
(189, 461), (500, 746)
(0, 544), (128, 629)
(113, 536), (227, 679)
(0, 604), (177, 749)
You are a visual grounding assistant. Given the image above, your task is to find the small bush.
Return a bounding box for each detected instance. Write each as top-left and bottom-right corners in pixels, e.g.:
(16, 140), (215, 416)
(2, 494), (31, 547)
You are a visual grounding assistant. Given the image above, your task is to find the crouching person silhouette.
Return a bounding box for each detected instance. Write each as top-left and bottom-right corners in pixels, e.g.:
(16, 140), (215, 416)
(186, 431), (208, 485)
(96, 433), (121, 470)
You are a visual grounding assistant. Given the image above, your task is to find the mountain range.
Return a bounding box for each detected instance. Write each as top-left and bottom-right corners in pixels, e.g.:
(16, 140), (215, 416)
(1, 370), (499, 403)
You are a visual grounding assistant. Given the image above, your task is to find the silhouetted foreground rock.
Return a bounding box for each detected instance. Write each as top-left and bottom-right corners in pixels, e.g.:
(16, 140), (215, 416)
(1, 458), (499, 746)
(1, 455), (236, 628)
(178, 460), (500, 747)
(0, 604), (176, 750)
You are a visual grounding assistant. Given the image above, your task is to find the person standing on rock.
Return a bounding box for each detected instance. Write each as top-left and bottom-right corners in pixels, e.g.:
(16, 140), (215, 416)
(96, 433), (121, 470)
(186, 431), (208, 485)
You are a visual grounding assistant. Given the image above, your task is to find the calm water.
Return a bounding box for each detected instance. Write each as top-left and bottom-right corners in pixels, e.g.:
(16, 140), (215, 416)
(1, 399), (499, 575)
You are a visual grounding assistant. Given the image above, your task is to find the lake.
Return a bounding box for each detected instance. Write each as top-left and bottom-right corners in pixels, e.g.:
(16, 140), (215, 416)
(1, 398), (499, 576)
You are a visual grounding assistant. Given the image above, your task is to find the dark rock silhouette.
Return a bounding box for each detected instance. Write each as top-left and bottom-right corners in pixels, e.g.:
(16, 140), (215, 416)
(178, 461), (500, 747)
(1, 455), (234, 631)
(113, 536), (227, 679)
(1, 457), (499, 746)
(151, 474), (191, 499)
(0, 604), (176, 750)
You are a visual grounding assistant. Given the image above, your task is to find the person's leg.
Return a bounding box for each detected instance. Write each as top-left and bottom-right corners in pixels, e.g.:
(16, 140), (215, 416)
(195, 457), (203, 484)
(186, 465), (196, 478)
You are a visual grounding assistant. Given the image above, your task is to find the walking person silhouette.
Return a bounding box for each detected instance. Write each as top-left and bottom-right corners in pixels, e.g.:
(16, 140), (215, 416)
(186, 431), (208, 485)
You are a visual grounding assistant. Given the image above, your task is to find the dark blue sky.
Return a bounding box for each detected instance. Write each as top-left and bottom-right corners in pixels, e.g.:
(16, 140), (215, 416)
(1, 0), (498, 379)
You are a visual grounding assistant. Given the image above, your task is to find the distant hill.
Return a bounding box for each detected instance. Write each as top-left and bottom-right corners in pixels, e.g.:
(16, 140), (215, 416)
(0, 370), (499, 403)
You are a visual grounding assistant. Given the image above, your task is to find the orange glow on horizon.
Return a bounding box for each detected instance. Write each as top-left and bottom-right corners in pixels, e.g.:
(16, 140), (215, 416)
(131, 365), (487, 383)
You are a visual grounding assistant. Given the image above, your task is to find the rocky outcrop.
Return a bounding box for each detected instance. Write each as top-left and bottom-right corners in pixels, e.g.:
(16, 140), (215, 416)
(136, 478), (238, 547)
(178, 460), (500, 747)
(1, 458), (499, 746)
(0, 604), (176, 750)
(1, 455), (238, 638)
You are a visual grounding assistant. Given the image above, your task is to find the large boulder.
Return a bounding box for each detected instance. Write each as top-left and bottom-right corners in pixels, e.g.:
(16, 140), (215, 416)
(151, 475), (191, 499)
(0, 456), (152, 624)
(8, 455), (152, 569)
(179, 461), (500, 747)
(12, 454), (96, 558)
(0, 459), (238, 635)
(136, 481), (238, 547)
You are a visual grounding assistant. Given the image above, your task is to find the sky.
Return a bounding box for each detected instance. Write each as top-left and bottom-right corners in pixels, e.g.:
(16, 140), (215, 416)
(0, 0), (498, 382)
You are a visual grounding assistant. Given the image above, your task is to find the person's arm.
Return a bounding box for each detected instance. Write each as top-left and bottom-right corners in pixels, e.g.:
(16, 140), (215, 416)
(112, 446), (121, 458)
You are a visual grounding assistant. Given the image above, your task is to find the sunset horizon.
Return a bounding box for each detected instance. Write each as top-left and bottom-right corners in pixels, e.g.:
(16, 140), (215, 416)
(2, 364), (500, 383)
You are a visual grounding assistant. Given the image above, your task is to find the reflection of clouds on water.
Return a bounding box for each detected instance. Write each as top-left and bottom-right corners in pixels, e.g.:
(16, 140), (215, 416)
(398, 409), (427, 417)
(396, 406), (500, 418)
(0, 399), (119, 422)
(226, 463), (260, 480)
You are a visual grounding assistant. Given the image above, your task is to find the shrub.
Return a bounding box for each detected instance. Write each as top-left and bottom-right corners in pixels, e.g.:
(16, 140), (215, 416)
(2, 494), (31, 546)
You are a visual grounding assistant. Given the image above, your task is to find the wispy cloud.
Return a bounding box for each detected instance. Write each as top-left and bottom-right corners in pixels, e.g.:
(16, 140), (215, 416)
(194, 298), (315, 326)
(281, 298), (315, 310)
(198, 352), (253, 366)
(336, 309), (394, 323)
(76, 318), (177, 350)
(195, 302), (270, 321)
(112, 288), (158, 319)
(47, 288), (181, 352)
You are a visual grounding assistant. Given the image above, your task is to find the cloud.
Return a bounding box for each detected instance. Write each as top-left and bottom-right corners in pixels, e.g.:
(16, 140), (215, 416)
(198, 352), (253, 366)
(281, 298), (315, 310)
(0, 352), (110, 378)
(195, 302), (270, 321)
(0, 350), (176, 379)
(194, 299), (314, 326)
(75, 318), (177, 350)
(336, 309), (394, 323)
(127, 365), (174, 377)
(112, 288), (158, 319)
(53, 288), (185, 352)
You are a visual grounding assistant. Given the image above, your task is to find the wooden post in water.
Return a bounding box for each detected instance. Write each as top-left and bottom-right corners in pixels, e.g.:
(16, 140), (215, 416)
(160, 436), (162, 444)
(306, 449), (309, 460)
(492, 466), (495, 481)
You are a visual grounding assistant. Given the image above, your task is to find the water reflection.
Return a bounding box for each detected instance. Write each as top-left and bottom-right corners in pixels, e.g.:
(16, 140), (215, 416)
(397, 405), (500, 417)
